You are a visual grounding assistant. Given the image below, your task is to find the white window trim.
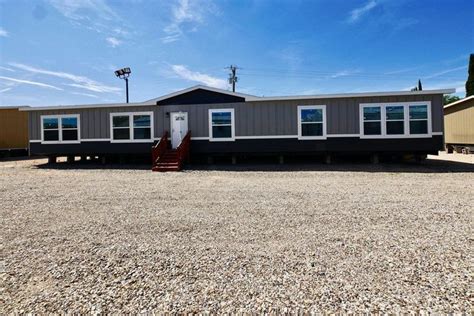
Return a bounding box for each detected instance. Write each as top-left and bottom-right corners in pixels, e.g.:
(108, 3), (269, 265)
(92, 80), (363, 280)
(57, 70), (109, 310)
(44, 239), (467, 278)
(359, 101), (432, 139)
(40, 114), (81, 144)
(110, 111), (154, 143)
(208, 108), (235, 142)
(297, 105), (327, 140)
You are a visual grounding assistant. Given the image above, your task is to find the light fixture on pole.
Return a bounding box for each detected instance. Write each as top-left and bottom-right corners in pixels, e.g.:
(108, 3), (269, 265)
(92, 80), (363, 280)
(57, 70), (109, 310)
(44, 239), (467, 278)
(114, 67), (131, 103)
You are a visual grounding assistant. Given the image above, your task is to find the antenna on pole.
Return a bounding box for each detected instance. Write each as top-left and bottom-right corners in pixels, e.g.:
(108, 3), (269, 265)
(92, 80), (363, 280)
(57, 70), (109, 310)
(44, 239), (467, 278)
(227, 65), (239, 92)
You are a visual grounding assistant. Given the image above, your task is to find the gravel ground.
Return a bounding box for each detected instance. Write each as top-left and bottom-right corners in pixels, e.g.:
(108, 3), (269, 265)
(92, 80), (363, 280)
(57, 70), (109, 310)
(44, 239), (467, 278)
(1, 158), (473, 313)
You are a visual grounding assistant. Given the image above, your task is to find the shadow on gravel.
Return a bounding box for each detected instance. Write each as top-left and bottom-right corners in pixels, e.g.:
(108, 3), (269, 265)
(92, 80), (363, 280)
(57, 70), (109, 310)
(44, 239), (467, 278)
(188, 159), (474, 173)
(0, 156), (32, 162)
(34, 157), (474, 173)
(35, 161), (151, 171)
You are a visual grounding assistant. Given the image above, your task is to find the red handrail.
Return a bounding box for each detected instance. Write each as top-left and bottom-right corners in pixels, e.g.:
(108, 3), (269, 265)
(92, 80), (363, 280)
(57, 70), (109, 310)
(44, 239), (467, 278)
(152, 131), (168, 163)
(176, 130), (191, 168)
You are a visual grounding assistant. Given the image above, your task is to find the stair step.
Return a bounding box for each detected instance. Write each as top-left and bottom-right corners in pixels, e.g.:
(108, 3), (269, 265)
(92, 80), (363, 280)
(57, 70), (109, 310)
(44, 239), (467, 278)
(152, 143), (187, 172)
(156, 162), (180, 166)
(153, 166), (181, 172)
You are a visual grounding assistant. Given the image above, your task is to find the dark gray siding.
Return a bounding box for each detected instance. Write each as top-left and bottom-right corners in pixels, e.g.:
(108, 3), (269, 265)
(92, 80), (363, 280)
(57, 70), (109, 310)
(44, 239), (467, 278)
(29, 106), (156, 140)
(28, 94), (444, 140)
(155, 94), (444, 137)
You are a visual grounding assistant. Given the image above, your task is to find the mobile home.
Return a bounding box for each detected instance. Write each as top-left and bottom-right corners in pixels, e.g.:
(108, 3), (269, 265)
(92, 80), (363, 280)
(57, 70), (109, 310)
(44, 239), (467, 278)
(0, 106), (29, 157)
(22, 85), (454, 170)
(444, 95), (474, 154)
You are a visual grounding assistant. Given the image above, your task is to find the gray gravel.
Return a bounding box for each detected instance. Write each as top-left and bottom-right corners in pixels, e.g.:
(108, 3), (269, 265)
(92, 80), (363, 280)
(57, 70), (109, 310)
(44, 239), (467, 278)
(1, 158), (473, 313)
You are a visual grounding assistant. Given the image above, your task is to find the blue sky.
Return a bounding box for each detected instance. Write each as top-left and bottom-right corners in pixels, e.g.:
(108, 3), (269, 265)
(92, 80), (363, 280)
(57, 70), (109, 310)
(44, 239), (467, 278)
(0, 0), (473, 106)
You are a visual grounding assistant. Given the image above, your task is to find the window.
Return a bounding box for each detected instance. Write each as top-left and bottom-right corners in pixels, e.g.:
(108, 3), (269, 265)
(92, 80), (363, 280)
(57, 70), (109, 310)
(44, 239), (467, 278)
(112, 115), (130, 140)
(360, 102), (431, 138)
(209, 109), (234, 141)
(409, 105), (428, 134)
(386, 106), (404, 135)
(43, 117), (59, 141)
(110, 112), (153, 142)
(41, 115), (80, 143)
(298, 105), (326, 139)
(362, 106), (382, 135)
(133, 115), (152, 139)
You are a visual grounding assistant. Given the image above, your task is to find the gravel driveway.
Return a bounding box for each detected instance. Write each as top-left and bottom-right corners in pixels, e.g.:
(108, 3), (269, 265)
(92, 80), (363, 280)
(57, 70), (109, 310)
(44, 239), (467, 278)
(1, 158), (473, 313)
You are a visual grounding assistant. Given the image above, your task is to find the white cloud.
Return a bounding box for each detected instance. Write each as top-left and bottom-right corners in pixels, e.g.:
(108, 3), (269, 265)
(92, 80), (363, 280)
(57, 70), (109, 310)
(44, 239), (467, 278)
(425, 81), (465, 94)
(161, 34), (181, 44)
(8, 62), (121, 93)
(106, 37), (122, 47)
(162, 0), (219, 43)
(348, 0), (377, 23)
(0, 66), (15, 72)
(66, 83), (119, 93)
(299, 88), (322, 95)
(48, 0), (118, 21)
(276, 47), (303, 71)
(48, 0), (129, 47)
(0, 76), (63, 90)
(424, 66), (466, 80)
(0, 27), (8, 37)
(113, 27), (129, 36)
(330, 69), (360, 78)
(0, 87), (12, 93)
(71, 91), (99, 98)
(384, 66), (421, 75)
(171, 64), (227, 89)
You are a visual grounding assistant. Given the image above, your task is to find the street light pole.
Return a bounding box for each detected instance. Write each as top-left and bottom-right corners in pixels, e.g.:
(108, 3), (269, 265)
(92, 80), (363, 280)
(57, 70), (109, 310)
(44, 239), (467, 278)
(125, 77), (129, 103)
(114, 67), (131, 103)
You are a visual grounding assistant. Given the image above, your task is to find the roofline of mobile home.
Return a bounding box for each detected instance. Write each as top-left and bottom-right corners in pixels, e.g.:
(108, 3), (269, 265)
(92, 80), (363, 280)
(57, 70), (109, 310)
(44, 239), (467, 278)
(443, 95), (474, 109)
(247, 89), (456, 101)
(142, 84), (259, 103)
(19, 88), (455, 111)
(0, 106), (30, 110)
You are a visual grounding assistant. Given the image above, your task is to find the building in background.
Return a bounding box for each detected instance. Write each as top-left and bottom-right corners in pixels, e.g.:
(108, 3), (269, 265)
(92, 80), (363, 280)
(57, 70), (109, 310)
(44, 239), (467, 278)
(444, 96), (474, 154)
(0, 106), (29, 157)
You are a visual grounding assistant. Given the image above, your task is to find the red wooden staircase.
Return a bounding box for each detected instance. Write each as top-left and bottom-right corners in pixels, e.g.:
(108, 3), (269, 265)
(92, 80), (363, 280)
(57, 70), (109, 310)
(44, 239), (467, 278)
(152, 131), (191, 172)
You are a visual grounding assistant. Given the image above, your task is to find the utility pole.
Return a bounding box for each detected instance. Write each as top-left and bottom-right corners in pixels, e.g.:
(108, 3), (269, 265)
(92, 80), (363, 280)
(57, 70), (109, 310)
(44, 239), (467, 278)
(227, 65), (239, 92)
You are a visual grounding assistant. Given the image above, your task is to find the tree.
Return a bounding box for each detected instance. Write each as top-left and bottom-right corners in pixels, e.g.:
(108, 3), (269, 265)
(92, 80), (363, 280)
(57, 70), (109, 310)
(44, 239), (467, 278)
(411, 79), (423, 91)
(443, 94), (461, 105)
(466, 54), (474, 97)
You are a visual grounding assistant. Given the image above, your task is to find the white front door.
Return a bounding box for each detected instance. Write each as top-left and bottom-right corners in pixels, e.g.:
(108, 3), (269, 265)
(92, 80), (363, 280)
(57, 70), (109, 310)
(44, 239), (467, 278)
(170, 112), (188, 149)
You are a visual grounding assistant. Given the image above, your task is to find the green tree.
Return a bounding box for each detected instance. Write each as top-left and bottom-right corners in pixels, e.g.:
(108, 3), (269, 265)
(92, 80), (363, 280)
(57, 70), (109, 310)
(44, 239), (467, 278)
(443, 94), (461, 105)
(466, 54), (474, 97)
(417, 79), (422, 91)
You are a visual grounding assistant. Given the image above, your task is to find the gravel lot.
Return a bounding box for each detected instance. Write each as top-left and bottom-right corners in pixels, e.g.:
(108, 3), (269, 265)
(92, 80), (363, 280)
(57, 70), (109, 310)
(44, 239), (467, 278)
(1, 158), (473, 313)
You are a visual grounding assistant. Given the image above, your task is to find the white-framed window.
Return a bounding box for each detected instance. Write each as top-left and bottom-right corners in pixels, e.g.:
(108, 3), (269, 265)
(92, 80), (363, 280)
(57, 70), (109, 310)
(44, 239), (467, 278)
(409, 105), (429, 134)
(297, 105), (327, 140)
(361, 106), (382, 136)
(110, 112), (154, 142)
(359, 102), (431, 138)
(209, 109), (235, 141)
(386, 105), (405, 135)
(41, 114), (80, 144)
